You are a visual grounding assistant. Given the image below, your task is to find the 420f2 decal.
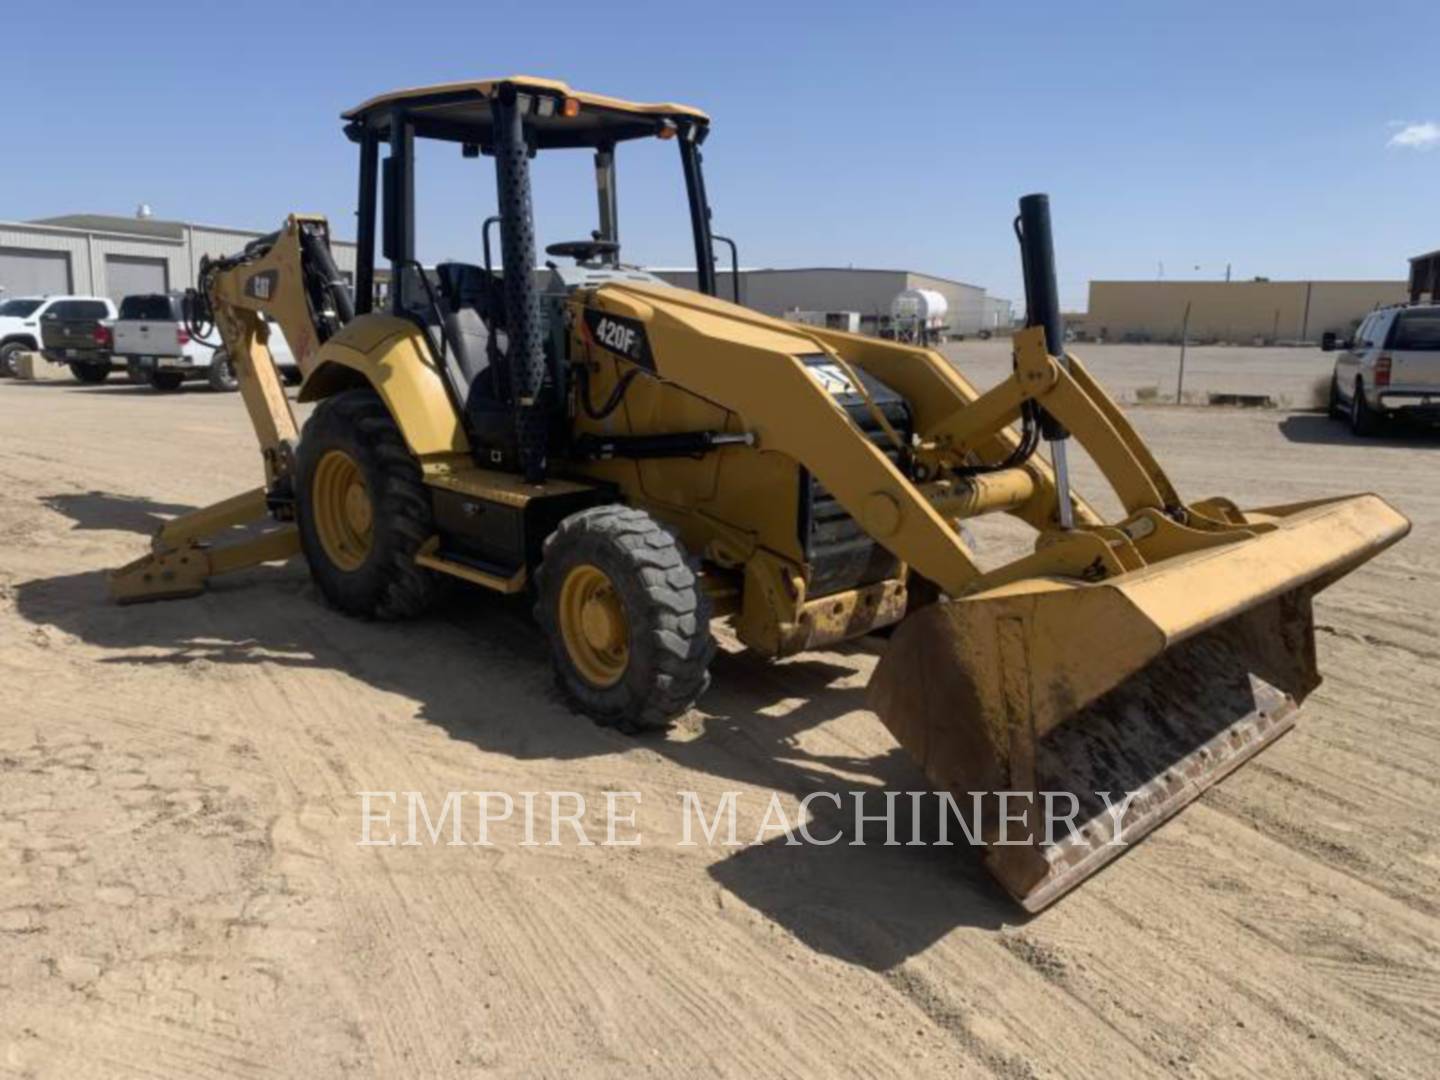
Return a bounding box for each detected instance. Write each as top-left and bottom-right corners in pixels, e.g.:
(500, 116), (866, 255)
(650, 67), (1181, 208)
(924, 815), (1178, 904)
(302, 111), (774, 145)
(583, 308), (654, 370)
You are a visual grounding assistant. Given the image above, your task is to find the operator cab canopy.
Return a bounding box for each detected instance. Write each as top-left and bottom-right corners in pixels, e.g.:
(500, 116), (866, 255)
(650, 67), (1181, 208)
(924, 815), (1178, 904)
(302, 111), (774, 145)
(341, 75), (710, 147)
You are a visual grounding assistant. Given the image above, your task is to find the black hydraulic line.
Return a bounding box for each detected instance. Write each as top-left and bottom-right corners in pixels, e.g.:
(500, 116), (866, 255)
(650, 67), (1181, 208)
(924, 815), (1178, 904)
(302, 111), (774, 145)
(574, 430), (753, 461)
(572, 361), (641, 421)
(298, 223), (354, 335)
(944, 217), (1042, 479)
(493, 87), (550, 484)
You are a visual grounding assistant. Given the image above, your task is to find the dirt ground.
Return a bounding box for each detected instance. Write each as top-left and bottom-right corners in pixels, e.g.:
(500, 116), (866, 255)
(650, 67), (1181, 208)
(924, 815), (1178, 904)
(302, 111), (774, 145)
(1, 346), (1437, 1079)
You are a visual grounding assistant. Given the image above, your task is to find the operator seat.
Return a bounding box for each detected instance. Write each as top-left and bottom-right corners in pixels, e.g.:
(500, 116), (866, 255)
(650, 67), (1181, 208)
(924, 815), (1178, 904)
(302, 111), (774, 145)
(433, 262), (522, 466)
(434, 262), (500, 399)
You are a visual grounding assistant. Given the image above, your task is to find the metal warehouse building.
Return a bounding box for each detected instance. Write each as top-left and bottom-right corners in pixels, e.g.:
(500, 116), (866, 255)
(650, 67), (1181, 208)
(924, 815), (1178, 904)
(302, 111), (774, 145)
(0, 213), (358, 302)
(653, 267), (1011, 337)
(1086, 280), (1407, 344)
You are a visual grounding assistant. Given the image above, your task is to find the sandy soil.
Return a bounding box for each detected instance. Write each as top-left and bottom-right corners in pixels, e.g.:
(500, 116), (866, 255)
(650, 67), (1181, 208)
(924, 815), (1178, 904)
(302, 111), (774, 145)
(0, 351), (1436, 1079)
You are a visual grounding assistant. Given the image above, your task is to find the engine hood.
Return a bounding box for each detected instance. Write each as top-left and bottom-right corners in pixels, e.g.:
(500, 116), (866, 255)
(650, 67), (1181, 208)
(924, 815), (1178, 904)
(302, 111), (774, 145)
(585, 280), (825, 358)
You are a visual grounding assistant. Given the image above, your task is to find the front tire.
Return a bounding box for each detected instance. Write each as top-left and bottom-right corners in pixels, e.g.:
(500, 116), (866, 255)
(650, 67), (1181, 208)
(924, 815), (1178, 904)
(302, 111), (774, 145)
(0, 342), (28, 377)
(535, 505), (714, 732)
(207, 350), (238, 392)
(1328, 374), (1345, 420)
(69, 362), (109, 384)
(1349, 378), (1380, 437)
(295, 388), (438, 619)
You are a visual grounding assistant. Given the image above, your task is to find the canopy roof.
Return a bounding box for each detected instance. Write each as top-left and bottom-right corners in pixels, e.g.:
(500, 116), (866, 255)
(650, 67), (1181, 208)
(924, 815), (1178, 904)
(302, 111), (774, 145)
(342, 76), (708, 149)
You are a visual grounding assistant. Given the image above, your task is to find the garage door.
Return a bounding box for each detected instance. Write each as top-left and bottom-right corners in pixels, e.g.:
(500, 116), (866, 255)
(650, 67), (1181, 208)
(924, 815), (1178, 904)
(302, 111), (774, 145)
(0, 247), (73, 297)
(104, 255), (169, 303)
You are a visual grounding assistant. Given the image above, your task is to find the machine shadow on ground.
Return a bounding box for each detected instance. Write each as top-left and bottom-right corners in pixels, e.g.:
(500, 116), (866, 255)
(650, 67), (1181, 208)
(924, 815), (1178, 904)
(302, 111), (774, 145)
(1278, 412), (1440, 448)
(39, 491), (200, 535)
(16, 490), (1014, 964)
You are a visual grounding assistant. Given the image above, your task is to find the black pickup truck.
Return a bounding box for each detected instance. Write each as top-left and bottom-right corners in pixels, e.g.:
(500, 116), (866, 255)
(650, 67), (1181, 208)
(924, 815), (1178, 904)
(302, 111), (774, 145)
(39, 297), (118, 383)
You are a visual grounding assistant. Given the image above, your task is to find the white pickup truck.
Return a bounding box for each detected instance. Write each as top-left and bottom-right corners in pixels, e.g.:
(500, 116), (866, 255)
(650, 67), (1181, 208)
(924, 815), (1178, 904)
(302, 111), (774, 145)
(1, 295), (118, 380)
(111, 292), (299, 392)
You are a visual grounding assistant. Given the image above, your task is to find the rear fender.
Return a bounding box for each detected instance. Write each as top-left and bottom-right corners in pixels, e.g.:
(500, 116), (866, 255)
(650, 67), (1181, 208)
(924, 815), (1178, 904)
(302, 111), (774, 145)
(298, 314), (468, 458)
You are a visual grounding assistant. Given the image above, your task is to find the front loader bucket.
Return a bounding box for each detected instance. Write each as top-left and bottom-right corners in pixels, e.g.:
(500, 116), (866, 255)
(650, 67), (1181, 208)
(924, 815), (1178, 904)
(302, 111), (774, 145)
(868, 493), (1409, 911)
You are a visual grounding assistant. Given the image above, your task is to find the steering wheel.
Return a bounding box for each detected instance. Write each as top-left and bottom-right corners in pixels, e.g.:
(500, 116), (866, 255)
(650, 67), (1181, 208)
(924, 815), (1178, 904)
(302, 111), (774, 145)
(545, 239), (620, 263)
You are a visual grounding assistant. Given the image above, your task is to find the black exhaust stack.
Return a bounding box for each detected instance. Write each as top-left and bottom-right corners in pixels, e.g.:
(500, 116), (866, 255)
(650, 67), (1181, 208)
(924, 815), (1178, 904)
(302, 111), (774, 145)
(493, 86), (549, 484)
(1018, 194), (1066, 362)
(1016, 193), (1074, 527)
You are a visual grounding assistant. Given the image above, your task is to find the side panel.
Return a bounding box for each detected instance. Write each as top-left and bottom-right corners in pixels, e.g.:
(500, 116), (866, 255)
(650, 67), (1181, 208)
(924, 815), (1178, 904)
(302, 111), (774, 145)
(299, 313), (468, 458)
(583, 285), (986, 596)
(566, 314), (807, 568)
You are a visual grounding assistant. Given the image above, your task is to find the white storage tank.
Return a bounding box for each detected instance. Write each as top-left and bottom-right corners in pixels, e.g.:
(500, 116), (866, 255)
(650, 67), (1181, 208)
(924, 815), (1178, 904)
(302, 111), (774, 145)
(889, 288), (949, 342)
(890, 288), (948, 327)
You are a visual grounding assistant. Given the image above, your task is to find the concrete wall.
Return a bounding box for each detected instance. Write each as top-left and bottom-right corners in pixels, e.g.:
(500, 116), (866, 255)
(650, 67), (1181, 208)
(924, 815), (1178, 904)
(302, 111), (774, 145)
(1086, 280), (1408, 344)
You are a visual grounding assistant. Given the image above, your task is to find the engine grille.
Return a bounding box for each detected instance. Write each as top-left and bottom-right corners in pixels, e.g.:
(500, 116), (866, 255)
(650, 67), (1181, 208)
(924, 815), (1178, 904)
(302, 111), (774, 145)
(798, 362), (912, 597)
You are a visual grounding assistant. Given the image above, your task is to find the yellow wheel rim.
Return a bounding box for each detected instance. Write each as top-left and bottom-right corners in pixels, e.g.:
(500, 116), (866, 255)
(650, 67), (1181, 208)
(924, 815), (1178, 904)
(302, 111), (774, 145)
(558, 564), (629, 689)
(312, 449), (374, 572)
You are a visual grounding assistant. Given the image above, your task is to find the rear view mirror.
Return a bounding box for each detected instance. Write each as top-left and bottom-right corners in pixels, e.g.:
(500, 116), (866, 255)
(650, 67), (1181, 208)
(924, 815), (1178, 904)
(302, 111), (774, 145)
(1321, 331), (1336, 352)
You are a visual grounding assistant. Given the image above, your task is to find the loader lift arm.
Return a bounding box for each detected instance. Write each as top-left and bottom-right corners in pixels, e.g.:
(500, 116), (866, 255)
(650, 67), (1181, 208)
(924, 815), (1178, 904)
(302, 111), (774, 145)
(110, 215), (352, 602)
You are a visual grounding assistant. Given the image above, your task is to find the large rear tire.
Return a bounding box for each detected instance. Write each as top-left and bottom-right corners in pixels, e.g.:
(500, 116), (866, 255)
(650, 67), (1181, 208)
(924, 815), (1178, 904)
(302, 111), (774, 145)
(535, 505), (714, 732)
(295, 388), (439, 619)
(69, 362), (109, 384)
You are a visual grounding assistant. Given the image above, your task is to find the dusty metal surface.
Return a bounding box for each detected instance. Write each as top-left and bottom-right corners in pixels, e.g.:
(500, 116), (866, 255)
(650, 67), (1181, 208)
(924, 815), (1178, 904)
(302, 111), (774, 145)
(989, 633), (1300, 911)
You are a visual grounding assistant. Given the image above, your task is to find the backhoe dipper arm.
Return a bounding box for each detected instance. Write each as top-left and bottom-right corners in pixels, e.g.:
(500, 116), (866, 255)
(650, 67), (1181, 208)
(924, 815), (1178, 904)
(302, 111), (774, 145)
(109, 215), (352, 604)
(197, 214), (352, 493)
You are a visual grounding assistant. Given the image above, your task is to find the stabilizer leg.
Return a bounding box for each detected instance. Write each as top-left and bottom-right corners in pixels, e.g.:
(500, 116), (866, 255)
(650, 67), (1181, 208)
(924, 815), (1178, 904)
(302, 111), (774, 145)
(108, 487), (300, 604)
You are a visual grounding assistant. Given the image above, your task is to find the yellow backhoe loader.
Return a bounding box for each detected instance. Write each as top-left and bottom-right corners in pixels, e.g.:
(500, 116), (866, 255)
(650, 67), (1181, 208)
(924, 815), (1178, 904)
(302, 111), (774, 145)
(111, 77), (1409, 910)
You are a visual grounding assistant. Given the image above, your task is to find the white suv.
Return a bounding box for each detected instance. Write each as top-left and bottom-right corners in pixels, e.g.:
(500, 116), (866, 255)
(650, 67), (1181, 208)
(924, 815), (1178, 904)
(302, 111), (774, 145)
(1325, 305), (1440, 436)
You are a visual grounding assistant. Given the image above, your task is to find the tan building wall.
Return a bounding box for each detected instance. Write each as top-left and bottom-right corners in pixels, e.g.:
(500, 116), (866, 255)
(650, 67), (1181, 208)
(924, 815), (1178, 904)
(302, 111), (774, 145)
(1086, 280), (1407, 344)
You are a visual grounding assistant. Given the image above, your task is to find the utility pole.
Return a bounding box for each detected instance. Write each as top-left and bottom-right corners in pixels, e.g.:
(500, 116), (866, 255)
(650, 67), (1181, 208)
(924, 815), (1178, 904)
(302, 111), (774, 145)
(1176, 300), (1192, 402)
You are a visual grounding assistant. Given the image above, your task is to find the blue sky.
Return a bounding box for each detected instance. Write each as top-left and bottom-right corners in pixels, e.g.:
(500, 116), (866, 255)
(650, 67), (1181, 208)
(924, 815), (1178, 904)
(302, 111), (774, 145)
(4, 0), (1438, 309)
